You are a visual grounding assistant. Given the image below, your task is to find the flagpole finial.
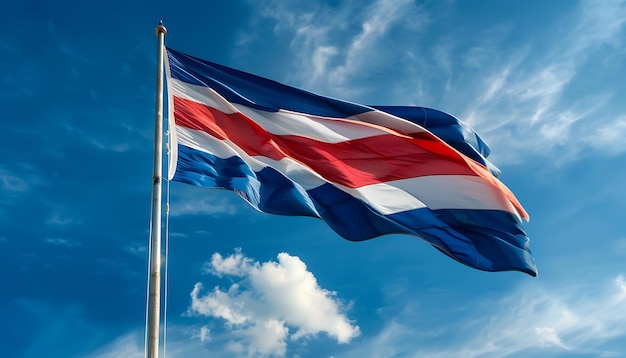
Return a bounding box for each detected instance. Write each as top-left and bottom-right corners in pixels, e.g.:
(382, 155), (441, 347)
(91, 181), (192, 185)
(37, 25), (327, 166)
(155, 20), (167, 35)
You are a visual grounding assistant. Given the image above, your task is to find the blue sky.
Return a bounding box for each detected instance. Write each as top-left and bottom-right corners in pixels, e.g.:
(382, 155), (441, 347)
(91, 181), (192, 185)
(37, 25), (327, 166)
(2, 0), (626, 357)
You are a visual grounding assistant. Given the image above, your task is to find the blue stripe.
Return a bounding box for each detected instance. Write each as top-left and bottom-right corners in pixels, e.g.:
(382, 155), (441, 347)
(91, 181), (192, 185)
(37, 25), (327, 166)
(389, 209), (535, 275)
(306, 184), (413, 241)
(173, 144), (319, 217)
(174, 144), (537, 275)
(167, 47), (370, 117)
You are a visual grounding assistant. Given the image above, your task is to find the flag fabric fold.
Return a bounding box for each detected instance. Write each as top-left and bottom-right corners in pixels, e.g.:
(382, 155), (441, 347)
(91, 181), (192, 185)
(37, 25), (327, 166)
(165, 47), (537, 276)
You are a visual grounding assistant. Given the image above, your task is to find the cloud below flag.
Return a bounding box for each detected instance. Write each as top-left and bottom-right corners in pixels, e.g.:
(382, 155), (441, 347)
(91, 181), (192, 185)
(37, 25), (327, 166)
(164, 47), (537, 276)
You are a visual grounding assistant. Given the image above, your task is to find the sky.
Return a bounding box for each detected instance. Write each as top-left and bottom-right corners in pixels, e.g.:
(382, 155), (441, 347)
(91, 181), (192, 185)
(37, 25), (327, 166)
(2, 0), (626, 357)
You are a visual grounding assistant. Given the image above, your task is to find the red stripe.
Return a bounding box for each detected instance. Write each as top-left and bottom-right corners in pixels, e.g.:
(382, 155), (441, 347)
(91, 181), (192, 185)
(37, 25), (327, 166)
(174, 96), (476, 178)
(173, 96), (529, 219)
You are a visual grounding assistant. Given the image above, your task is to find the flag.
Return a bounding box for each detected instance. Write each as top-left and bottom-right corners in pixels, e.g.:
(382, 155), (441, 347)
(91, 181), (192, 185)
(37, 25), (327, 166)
(165, 47), (537, 276)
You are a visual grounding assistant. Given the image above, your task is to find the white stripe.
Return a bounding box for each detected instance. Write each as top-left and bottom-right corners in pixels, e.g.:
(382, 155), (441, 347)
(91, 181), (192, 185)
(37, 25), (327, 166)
(336, 176), (517, 215)
(176, 126), (518, 216)
(169, 76), (240, 114)
(352, 110), (427, 135)
(390, 175), (519, 214)
(337, 183), (427, 213)
(169, 78), (398, 143)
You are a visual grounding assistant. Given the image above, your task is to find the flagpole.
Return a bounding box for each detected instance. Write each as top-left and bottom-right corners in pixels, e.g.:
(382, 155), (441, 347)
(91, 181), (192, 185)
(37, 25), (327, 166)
(147, 20), (167, 358)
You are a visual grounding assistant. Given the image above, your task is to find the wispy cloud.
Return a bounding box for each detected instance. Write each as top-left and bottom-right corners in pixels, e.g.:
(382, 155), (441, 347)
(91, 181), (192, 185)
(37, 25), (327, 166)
(0, 165), (43, 194)
(0, 169), (31, 192)
(84, 332), (144, 358)
(188, 250), (360, 357)
(169, 192), (238, 217)
(252, 0), (428, 99)
(46, 212), (79, 226)
(125, 243), (147, 257)
(47, 20), (94, 65)
(0, 165), (45, 222)
(199, 325), (210, 342)
(340, 274), (626, 358)
(56, 110), (148, 154)
(329, 0), (427, 93)
(84, 328), (217, 358)
(461, 0), (626, 163)
(248, 0), (626, 164)
(44, 237), (81, 247)
(586, 114), (626, 155)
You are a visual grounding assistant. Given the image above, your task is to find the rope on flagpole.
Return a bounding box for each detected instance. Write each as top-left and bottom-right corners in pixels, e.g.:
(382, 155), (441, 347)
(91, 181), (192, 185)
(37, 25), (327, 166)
(162, 175), (171, 358)
(143, 197), (155, 358)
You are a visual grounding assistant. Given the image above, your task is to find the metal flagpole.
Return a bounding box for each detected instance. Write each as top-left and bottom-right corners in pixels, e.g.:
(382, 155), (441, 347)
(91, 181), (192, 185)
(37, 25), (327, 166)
(147, 20), (167, 358)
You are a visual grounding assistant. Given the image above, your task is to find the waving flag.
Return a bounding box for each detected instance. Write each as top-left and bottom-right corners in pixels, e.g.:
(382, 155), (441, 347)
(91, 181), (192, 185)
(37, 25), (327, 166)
(165, 47), (537, 276)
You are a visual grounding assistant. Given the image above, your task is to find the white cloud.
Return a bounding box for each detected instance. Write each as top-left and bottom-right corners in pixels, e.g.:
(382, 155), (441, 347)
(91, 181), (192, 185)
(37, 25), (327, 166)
(190, 284), (250, 325)
(189, 250), (360, 357)
(206, 249), (253, 277)
(240, 318), (289, 357)
(199, 325), (211, 342)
